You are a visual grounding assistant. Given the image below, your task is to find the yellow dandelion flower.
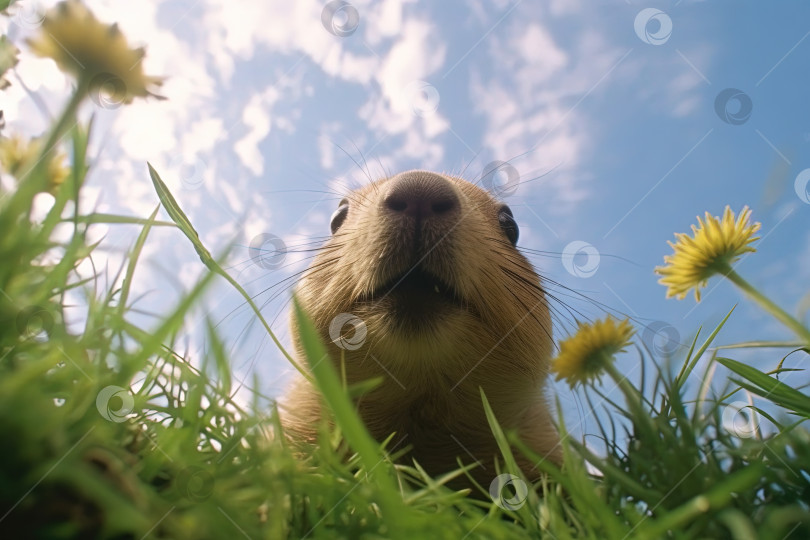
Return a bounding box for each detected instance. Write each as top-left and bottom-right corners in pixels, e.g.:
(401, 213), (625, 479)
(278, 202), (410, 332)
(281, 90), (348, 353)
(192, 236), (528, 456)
(655, 206), (761, 302)
(0, 134), (70, 193)
(552, 317), (635, 388)
(26, 0), (163, 104)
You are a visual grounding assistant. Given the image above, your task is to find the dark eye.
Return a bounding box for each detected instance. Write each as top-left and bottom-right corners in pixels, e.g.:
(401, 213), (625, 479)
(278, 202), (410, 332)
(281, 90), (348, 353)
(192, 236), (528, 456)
(498, 205), (519, 245)
(330, 199), (349, 234)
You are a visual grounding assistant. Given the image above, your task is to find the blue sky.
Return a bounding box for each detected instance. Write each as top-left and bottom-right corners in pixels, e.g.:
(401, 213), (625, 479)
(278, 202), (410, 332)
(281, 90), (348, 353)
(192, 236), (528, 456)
(3, 0), (809, 436)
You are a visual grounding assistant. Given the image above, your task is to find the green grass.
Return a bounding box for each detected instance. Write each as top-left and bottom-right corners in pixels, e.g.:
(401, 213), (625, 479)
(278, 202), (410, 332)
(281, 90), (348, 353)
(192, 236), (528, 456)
(2, 21), (810, 539)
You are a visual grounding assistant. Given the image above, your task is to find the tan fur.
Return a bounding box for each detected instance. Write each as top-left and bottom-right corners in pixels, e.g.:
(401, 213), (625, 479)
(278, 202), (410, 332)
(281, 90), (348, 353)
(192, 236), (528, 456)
(279, 170), (561, 487)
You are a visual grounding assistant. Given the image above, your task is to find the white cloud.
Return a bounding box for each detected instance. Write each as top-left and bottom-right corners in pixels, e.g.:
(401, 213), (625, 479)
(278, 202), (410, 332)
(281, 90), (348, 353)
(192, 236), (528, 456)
(3, 56), (70, 136)
(116, 102), (179, 161)
(364, 0), (414, 45)
(621, 44), (710, 121)
(514, 23), (568, 78)
(203, 0), (452, 170)
(367, 18), (447, 134)
(356, 18), (449, 169)
(233, 88), (280, 176)
(317, 122), (343, 170)
(203, 0), (377, 85)
(468, 11), (627, 214)
(183, 117), (225, 156)
(218, 173), (248, 214)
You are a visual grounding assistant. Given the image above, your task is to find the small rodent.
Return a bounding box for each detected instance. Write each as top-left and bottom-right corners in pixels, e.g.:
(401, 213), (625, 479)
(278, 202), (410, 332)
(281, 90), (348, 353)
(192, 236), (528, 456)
(280, 170), (562, 486)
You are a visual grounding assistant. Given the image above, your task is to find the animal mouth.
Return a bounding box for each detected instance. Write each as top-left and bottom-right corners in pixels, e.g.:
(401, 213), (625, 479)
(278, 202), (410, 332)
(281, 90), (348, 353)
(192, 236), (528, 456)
(363, 267), (463, 309)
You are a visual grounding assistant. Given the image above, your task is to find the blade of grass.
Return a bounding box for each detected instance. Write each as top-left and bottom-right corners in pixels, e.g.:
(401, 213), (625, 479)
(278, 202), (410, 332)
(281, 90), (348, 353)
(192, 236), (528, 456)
(39, 122), (92, 238)
(125, 261), (217, 379)
(676, 306), (736, 390)
(480, 388), (539, 530)
(117, 205), (159, 319)
(147, 162), (306, 379)
(641, 463), (764, 538)
(1, 89), (84, 222)
(291, 296), (404, 529)
(73, 213), (177, 227)
(205, 318), (232, 396)
(717, 357), (810, 417)
(675, 328), (701, 384)
(715, 341), (808, 350)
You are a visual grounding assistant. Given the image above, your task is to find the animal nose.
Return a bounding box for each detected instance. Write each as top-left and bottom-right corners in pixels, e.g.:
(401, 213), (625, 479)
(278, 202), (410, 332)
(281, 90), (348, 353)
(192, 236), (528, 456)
(383, 171), (460, 219)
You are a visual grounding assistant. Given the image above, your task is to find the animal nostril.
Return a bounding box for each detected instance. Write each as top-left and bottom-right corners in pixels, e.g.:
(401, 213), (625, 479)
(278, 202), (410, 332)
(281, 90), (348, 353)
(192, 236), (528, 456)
(382, 171), (460, 219)
(385, 197), (408, 213)
(431, 198), (455, 214)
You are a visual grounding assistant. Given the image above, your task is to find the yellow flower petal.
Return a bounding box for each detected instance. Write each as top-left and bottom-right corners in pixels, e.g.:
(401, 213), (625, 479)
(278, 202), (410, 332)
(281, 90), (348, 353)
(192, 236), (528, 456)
(551, 317), (635, 388)
(0, 134), (70, 193)
(655, 206), (761, 302)
(26, 0), (163, 104)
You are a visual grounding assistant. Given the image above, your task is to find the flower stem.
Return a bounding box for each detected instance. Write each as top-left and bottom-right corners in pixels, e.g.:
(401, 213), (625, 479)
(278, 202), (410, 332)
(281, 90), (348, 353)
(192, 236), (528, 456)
(603, 361), (658, 440)
(603, 361), (646, 417)
(4, 87), (85, 219)
(723, 267), (810, 346)
(39, 83), (85, 164)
